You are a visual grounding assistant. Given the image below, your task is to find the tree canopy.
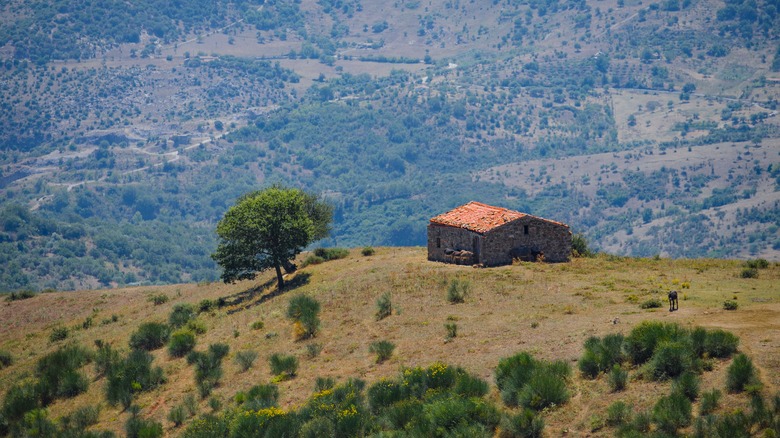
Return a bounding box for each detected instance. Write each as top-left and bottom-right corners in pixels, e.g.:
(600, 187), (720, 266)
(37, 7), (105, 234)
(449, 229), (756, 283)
(211, 187), (332, 289)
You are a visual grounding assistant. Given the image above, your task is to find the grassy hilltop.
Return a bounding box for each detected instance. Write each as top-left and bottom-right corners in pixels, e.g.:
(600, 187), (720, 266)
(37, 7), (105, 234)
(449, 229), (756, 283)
(1, 248), (778, 436)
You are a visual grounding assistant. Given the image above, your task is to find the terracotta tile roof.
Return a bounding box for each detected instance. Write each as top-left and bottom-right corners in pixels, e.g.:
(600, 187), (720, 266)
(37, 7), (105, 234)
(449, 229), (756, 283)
(429, 201), (567, 234)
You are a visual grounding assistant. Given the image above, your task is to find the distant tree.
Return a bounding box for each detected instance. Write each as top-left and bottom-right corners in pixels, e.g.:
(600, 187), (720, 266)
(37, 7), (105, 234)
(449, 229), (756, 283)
(212, 187), (332, 289)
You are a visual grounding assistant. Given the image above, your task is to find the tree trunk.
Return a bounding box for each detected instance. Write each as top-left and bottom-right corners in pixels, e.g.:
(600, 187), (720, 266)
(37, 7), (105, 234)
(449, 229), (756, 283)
(275, 263), (285, 290)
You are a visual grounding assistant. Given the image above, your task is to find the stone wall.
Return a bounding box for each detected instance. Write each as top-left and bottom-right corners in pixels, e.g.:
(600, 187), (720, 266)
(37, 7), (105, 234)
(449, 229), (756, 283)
(427, 217), (572, 266)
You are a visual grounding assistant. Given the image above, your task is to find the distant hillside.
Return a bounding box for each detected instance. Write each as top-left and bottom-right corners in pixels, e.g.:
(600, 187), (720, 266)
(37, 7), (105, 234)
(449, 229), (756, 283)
(0, 248), (778, 436)
(0, 0), (778, 291)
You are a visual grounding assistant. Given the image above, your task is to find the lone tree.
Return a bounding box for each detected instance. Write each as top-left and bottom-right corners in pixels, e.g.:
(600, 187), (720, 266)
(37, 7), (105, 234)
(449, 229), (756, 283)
(212, 187), (332, 289)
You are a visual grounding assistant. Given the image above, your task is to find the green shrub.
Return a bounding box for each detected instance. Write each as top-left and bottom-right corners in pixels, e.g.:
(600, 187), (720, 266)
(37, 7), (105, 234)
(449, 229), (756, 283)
(606, 401), (632, 426)
(169, 329), (197, 358)
(198, 299), (215, 313)
(305, 343), (322, 359)
(673, 371), (700, 401)
(630, 411), (652, 433)
(445, 322), (458, 340)
(496, 352), (570, 410)
(375, 292), (392, 320)
(287, 295), (321, 340)
(169, 404), (187, 427)
(518, 368), (570, 410)
(369, 340), (395, 363)
(186, 318), (208, 335)
(94, 342), (121, 377)
(498, 409), (544, 438)
(169, 303), (196, 328)
(723, 300), (739, 310)
(699, 389), (721, 415)
(608, 364), (628, 392)
(300, 254), (325, 267)
(129, 322), (170, 351)
(234, 350), (258, 372)
(241, 384), (279, 410)
(188, 345), (229, 398)
(653, 391), (692, 434)
(300, 417), (336, 438)
(251, 320), (265, 330)
(703, 329), (739, 358)
(81, 316), (94, 330)
(361, 246), (375, 256)
(148, 294), (169, 305)
(639, 298), (663, 309)
(36, 344), (92, 404)
(624, 321), (685, 365)
(63, 404), (101, 430)
(447, 278), (470, 304)
(181, 414), (231, 438)
(740, 268), (758, 278)
(126, 407), (163, 438)
(0, 350), (12, 368)
(313, 247), (349, 260)
(269, 353), (298, 379)
(106, 349), (166, 408)
(230, 407), (298, 437)
(571, 233), (593, 258)
(49, 326), (69, 342)
(726, 353), (759, 393)
(315, 376), (336, 392)
(5, 290), (37, 301)
(648, 340), (693, 380)
(1, 381), (40, 423)
(745, 258), (769, 269)
(579, 334), (624, 378)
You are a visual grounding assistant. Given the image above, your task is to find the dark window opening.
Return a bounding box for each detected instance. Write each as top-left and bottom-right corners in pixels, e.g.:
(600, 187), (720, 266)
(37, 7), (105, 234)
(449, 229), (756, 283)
(436, 237), (441, 248)
(524, 225), (529, 235)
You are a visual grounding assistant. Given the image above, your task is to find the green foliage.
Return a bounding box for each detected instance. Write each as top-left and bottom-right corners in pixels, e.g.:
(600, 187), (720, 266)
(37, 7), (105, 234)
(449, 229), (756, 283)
(740, 267), (758, 278)
(36, 344), (91, 404)
(94, 342), (121, 377)
(624, 321), (685, 365)
(106, 349), (165, 408)
(212, 187), (331, 289)
(169, 303), (196, 328)
(652, 391), (692, 434)
(608, 364), (628, 392)
(287, 294), (321, 340)
(0, 350), (13, 369)
(606, 401), (632, 426)
(239, 384), (280, 411)
(639, 298), (663, 309)
(234, 350), (258, 372)
(495, 352), (570, 410)
(269, 353), (298, 379)
(361, 246), (375, 256)
(188, 344), (229, 398)
(578, 334), (625, 378)
(648, 340), (693, 380)
(673, 371), (700, 401)
(61, 404), (101, 430)
(723, 300), (739, 310)
(168, 404), (187, 427)
(726, 353), (759, 393)
(445, 322), (458, 340)
(126, 407), (163, 438)
(305, 343), (323, 359)
(703, 329), (739, 358)
(186, 318), (208, 335)
(745, 258), (769, 269)
(498, 409), (544, 438)
(375, 292), (393, 320)
(5, 290), (36, 301)
(699, 388), (722, 415)
(1, 381), (40, 423)
(447, 278), (470, 304)
(49, 326), (69, 342)
(129, 322), (170, 351)
(197, 299), (214, 313)
(148, 294), (169, 306)
(168, 329), (197, 358)
(571, 233), (593, 257)
(313, 247), (349, 260)
(369, 340), (396, 363)
(251, 320), (265, 330)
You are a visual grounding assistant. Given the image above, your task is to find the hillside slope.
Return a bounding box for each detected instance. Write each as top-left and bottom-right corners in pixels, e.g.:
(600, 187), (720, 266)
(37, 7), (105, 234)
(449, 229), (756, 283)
(1, 248), (778, 435)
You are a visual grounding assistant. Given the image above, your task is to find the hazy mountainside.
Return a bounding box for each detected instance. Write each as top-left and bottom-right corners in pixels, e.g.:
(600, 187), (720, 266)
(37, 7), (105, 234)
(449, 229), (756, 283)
(1, 0), (779, 291)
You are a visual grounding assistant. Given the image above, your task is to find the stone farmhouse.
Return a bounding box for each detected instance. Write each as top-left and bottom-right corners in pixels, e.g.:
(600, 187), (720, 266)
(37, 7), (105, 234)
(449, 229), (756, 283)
(427, 202), (572, 266)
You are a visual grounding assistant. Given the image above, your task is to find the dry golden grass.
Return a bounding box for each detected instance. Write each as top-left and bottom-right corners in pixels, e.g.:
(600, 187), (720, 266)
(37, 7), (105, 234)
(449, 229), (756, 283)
(1, 247), (778, 435)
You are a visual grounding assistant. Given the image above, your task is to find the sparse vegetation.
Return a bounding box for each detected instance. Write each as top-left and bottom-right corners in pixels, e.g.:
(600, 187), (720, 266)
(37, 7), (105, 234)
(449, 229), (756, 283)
(699, 389), (722, 415)
(287, 294), (321, 340)
(447, 278), (470, 304)
(369, 340), (395, 363)
(723, 300), (739, 310)
(188, 343), (230, 398)
(234, 350), (259, 372)
(639, 297), (663, 309)
(269, 353), (298, 380)
(375, 292), (392, 320)
(49, 326), (69, 342)
(608, 364), (628, 392)
(726, 353), (760, 393)
(0, 350), (12, 369)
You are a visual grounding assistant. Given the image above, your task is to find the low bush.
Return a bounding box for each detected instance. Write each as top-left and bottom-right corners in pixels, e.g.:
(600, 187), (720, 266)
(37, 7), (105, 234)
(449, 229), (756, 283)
(188, 344), (229, 398)
(169, 303), (196, 328)
(648, 340), (692, 380)
(639, 298), (663, 309)
(198, 299), (215, 313)
(375, 292), (392, 320)
(313, 247), (349, 260)
(106, 349), (166, 408)
(6, 290), (36, 301)
(129, 322), (170, 351)
(169, 329), (197, 358)
(1, 381), (40, 423)
(571, 233), (594, 258)
(94, 342), (121, 377)
(606, 401), (632, 426)
(126, 407), (163, 438)
(62, 404), (100, 430)
(300, 254), (325, 267)
(699, 389), (721, 415)
(624, 321), (686, 365)
(447, 278), (470, 304)
(578, 334), (624, 378)
(498, 409), (544, 438)
(36, 344), (92, 404)
(240, 384), (279, 410)
(745, 258), (769, 269)
(740, 268), (758, 278)
(496, 352), (570, 410)
(608, 364), (628, 392)
(0, 350), (12, 368)
(703, 329), (739, 358)
(186, 318), (207, 335)
(369, 341), (395, 363)
(168, 404), (187, 427)
(652, 391), (692, 434)
(287, 295), (321, 340)
(361, 246), (375, 256)
(723, 300), (739, 310)
(726, 353), (759, 393)
(305, 343), (323, 359)
(269, 353), (298, 380)
(49, 326), (69, 342)
(250, 320), (265, 330)
(234, 350), (258, 372)
(148, 294), (169, 305)
(673, 371), (700, 401)
(445, 322), (458, 340)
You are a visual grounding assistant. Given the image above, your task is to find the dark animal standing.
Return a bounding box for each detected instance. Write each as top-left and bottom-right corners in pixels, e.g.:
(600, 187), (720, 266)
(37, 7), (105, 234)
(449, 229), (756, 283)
(668, 290), (679, 312)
